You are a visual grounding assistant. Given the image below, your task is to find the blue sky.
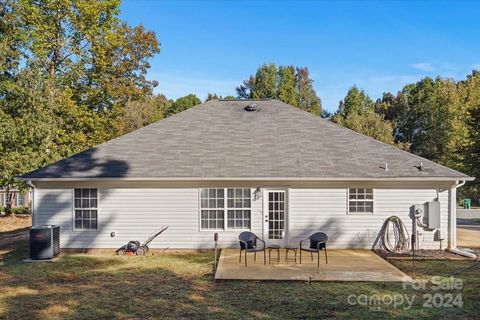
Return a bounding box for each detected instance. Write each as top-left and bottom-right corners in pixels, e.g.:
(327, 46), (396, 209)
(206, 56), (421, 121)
(121, 1), (480, 112)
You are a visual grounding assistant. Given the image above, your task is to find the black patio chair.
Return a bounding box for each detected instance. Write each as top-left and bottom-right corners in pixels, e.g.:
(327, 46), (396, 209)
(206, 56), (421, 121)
(299, 232), (328, 267)
(238, 231), (266, 267)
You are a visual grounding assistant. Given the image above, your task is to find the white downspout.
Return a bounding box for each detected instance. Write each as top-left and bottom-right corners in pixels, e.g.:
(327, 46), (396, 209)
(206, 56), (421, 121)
(447, 180), (476, 259)
(26, 180), (36, 226)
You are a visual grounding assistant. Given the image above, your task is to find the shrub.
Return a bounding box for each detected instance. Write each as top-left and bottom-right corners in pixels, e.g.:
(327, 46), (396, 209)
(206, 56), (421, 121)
(12, 206), (31, 215)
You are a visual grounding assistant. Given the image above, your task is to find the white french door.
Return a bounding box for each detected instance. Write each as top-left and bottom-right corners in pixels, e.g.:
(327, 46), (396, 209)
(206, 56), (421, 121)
(264, 189), (287, 246)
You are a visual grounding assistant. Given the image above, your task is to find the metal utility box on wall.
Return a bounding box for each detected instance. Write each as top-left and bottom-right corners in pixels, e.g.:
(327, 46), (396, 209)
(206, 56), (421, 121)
(30, 225), (60, 260)
(426, 201), (441, 229)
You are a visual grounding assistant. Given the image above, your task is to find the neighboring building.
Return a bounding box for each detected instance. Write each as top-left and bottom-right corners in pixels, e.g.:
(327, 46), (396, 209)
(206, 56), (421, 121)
(19, 99), (473, 250)
(0, 189), (30, 208)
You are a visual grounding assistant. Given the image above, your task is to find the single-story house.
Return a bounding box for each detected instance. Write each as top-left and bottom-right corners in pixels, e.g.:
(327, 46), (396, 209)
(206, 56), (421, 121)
(19, 99), (474, 252)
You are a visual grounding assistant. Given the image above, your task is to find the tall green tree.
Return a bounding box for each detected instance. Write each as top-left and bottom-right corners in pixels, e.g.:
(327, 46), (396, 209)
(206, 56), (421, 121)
(236, 63), (323, 116)
(205, 93), (220, 101)
(296, 67), (321, 116)
(0, 0), (160, 199)
(164, 94), (201, 117)
(374, 92), (398, 121)
(393, 77), (467, 169)
(277, 66), (297, 106)
(460, 71), (480, 197)
(465, 104), (480, 188)
(332, 86), (395, 144)
(119, 94), (171, 133)
(16, 0), (160, 112)
(252, 63), (277, 99)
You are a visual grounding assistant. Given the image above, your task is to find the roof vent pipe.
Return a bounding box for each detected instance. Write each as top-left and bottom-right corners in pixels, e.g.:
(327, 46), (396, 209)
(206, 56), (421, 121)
(419, 162), (424, 171)
(384, 162), (389, 171)
(244, 103), (259, 112)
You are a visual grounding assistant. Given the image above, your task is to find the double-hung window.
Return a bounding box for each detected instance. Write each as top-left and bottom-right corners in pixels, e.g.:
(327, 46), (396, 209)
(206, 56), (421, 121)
(74, 188), (98, 230)
(227, 188), (251, 229)
(16, 193), (24, 206)
(200, 188), (251, 230)
(200, 188), (225, 229)
(348, 188), (374, 214)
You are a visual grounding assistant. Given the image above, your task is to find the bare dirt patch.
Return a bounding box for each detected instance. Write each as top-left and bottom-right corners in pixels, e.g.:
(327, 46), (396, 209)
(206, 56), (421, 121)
(374, 249), (468, 260)
(0, 215), (31, 247)
(0, 215), (31, 233)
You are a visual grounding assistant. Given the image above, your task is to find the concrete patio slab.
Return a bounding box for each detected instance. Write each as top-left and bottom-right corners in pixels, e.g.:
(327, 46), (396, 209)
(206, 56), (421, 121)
(215, 248), (411, 282)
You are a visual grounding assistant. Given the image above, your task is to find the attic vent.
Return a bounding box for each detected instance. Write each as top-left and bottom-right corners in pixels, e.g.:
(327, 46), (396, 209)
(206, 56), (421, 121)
(244, 103), (259, 112)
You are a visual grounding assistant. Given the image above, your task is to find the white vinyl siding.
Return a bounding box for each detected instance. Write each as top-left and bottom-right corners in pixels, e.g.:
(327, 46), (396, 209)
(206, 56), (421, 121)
(288, 188), (449, 249)
(34, 187), (261, 249)
(33, 184), (450, 250)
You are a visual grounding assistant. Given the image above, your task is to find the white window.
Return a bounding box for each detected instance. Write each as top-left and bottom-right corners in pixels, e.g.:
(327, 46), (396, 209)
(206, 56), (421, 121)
(200, 188), (224, 230)
(16, 193), (24, 206)
(2, 193), (11, 206)
(227, 188), (251, 229)
(200, 188), (251, 230)
(348, 188), (374, 214)
(74, 188), (98, 230)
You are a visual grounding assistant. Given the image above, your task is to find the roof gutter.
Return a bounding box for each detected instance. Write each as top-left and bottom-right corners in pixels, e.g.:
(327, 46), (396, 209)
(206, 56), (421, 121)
(447, 180), (477, 259)
(16, 176), (475, 182)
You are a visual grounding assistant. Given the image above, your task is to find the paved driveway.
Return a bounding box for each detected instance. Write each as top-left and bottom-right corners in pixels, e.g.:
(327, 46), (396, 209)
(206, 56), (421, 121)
(458, 226), (480, 248)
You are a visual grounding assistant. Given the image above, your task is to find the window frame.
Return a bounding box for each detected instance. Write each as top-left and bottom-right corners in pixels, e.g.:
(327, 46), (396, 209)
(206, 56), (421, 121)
(72, 188), (99, 231)
(199, 188), (252, 231)
(16, 193), (24, 206)
(347, 188), (374, 215)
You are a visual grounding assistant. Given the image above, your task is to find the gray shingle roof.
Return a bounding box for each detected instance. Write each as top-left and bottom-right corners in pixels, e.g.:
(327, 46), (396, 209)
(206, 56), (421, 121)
(20, 99), (472, 181)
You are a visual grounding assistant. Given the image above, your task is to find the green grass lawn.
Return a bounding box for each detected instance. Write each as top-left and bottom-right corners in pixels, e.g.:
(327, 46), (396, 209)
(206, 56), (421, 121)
(1, 238), (479, 320)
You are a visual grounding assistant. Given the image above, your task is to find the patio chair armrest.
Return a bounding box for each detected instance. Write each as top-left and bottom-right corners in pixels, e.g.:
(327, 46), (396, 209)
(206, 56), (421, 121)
(299, 239), (308, 249)
(256, 237), (266, 249)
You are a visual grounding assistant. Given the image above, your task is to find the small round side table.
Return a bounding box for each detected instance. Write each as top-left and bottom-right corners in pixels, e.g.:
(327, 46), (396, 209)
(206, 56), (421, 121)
(285, 245), (298, 264)
(267, 245), (281, 264)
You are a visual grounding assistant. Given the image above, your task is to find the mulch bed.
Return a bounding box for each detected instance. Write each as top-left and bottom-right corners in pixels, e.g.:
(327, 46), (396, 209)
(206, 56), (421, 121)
(374, 249), (472, 260)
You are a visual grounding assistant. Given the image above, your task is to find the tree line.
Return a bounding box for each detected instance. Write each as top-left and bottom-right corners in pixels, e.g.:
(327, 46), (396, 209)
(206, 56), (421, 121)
(1, 1), (478, 214)
(237, 65), (480, 200)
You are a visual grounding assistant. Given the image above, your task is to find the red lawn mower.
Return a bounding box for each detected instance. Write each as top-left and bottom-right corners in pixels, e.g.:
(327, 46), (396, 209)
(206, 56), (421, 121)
(116, 226), (168, 256)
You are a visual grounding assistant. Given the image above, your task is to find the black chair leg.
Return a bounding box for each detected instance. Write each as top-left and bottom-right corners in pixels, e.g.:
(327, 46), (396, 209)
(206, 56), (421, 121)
(325, 247), (328, 264)
(254, 251), (256, 262)
(239, 249), (242, 263)
(299, 250), (302, 264)
(263, 250), (266, 265)
(311, 252), (313, 261)
(245, 250), (247, 267)
(317, 250), (320, 267)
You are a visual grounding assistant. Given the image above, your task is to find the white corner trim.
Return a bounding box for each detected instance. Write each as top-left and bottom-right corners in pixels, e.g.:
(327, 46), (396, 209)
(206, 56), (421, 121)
(447, 180), (476, 259)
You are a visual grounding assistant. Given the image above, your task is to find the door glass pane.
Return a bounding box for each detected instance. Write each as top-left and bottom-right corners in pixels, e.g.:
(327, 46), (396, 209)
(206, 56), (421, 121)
(268, 191), (285, 240)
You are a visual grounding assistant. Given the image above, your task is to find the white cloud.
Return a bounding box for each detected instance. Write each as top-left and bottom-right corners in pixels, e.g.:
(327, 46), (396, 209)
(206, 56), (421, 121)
(472, 64), (480, 70)
(411, 62), (435, 72)
(148, 72), (240, 100)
